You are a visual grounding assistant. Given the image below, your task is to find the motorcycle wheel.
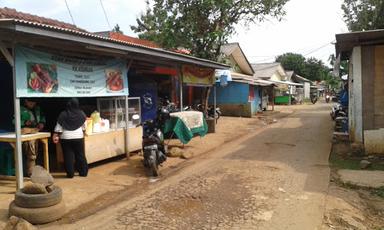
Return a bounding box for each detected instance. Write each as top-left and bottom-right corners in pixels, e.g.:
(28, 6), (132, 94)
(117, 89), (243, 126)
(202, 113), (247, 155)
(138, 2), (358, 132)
(150, 151), (159, 177)
(215, 111), (220, 121)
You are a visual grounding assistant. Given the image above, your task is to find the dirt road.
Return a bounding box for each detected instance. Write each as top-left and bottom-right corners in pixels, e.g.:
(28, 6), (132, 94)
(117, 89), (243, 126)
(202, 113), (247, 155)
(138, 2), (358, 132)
(49, 103), (333, 230)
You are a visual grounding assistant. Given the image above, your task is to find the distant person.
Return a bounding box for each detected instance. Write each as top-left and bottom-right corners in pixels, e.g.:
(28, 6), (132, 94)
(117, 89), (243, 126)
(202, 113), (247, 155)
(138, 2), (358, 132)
(53, 98), (88, 178)
(19, 99), (46, 176)
(339, 83), (349, 107)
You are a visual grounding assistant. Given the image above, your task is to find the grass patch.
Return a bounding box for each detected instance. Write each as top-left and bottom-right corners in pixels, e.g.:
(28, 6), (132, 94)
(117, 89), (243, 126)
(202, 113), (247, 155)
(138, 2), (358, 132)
(330, 148), (384, 171)
(329, 153), (361, 170)
(371, 186), (384, 198)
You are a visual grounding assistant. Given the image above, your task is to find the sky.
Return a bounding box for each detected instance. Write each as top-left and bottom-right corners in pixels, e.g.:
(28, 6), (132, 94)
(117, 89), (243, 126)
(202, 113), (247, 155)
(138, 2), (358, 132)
(0, 0), (348, 66)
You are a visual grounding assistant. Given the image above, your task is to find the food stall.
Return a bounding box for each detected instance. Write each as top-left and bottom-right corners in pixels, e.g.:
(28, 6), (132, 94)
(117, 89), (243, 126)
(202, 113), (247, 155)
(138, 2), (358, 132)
(12, 46), (142, 169)
(180, 65), (217, 133)
(0, 16), (228, 190)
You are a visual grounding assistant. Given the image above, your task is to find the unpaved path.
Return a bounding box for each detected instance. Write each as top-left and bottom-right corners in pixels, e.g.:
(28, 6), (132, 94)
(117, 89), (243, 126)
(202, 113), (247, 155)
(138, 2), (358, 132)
(45, 103), (333, 230)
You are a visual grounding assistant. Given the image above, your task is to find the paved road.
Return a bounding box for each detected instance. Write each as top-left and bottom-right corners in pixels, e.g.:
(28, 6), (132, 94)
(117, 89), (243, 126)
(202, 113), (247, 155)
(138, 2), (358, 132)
(53, 103), (333, 230)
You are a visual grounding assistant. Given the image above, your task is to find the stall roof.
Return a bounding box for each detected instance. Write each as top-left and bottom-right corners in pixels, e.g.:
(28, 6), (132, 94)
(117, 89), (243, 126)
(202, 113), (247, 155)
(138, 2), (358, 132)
(269, 79), (303, 86)
(335, 29), (384, 60)
(231, 72), (274, 86)
(0, 18), (228, 70)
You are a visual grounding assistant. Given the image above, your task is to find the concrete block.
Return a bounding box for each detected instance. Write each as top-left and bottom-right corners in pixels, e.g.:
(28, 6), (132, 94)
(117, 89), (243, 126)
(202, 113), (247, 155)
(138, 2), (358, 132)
(364, 128), (384, 154)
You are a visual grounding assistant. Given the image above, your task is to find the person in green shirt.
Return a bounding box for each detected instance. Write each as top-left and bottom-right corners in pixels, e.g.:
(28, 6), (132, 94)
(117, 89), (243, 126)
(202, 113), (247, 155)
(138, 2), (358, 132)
(20, 99), (46, 176)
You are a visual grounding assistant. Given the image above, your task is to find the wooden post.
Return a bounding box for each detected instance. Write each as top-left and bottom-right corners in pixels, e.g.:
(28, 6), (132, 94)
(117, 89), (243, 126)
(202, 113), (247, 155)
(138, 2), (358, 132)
(4, 44), (24, 189)
(124, 60), (133, 158)
(214, 84), (217, 125)
(178, 66), (183, 111)
(272, 86), (275, 111)
(288, 85), (292, 105)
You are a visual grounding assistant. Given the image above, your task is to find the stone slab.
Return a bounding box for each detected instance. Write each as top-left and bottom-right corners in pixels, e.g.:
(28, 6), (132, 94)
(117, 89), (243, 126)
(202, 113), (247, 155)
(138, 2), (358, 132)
(338, 169), (384, 188)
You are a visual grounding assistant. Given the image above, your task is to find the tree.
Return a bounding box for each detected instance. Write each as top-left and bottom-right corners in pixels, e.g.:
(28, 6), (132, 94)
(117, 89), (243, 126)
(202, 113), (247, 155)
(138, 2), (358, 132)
(303, 57), (329, 81)
(275, 53), (306, 76)
(131, 0), (289, 61)
(276, 53), (331, 81)
(342, 0), (384, 31)
(112, 24), (123, 34)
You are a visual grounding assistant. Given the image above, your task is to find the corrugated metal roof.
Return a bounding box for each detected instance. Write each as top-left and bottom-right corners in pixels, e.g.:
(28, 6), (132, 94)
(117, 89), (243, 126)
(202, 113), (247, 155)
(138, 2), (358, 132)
(0, 19), (228, 69)
(336, 29), (384, 60)
(252, 63), (286, 79)
(0, 18), (152, 49)
(0, 7), (86, 32)
(220, 43), (254, 75)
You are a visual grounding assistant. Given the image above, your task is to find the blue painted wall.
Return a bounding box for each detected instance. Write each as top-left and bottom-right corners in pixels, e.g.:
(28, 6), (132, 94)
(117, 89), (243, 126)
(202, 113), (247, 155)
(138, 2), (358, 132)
(210, 82), (249, 104)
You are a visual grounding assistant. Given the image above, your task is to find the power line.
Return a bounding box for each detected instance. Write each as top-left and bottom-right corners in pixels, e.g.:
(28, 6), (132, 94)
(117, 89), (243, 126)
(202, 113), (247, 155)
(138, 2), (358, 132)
(302, 41), (334, 57)
(100, 0), (112, 30)
(64, 0), (76, 26)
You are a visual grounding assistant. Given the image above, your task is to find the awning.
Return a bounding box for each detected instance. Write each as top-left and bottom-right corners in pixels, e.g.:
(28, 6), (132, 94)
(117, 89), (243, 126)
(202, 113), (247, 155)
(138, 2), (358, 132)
(269, 80), (303, 86)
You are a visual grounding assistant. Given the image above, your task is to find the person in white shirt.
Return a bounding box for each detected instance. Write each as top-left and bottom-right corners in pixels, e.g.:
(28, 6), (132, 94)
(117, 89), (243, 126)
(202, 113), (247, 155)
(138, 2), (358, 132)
(53, 98), (88, 178)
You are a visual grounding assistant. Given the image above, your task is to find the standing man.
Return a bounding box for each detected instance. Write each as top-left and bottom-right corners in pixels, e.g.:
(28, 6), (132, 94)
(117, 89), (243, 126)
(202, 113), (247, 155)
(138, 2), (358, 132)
(20, 99), (46, 176)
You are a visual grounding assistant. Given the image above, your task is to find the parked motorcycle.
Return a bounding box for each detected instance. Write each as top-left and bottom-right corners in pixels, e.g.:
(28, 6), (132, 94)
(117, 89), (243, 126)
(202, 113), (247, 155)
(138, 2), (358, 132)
(159, 97), (179, 113)
(325, 94), (331, 103)
(310, 94), (318, 104)
(207, 105), (221, 121)
(141, 107), (170, 177)
(330, 102), (348, 132)
(330, 103), (347, 120)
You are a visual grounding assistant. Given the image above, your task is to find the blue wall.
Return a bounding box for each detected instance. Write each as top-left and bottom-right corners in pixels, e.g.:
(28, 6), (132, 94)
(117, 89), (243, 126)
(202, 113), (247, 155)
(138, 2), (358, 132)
(210, 82), (249, 104)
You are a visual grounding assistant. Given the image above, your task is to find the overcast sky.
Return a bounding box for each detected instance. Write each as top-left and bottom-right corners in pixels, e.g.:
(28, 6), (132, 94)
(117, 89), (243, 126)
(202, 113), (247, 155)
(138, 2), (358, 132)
(0, 0), (348, 66)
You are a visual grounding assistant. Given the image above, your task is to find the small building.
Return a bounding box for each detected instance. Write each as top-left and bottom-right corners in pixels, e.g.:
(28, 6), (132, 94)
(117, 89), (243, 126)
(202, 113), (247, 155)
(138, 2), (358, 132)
(252, 63), (302, 105)
(290, 72), (312, 100)
(336, 29), (384, 154)
(210, 43), (268, 117)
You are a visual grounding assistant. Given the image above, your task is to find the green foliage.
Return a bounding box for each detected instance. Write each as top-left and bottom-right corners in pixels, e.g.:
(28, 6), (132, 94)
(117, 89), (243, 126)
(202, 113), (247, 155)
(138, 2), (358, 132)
(342, 0), (384, 31)
(131, 0), (289, 61)
(371, 186), (384, 198)
(275, 53), (332, 81)
(276, 53), (306, 76)
(112, 24), (123, 34)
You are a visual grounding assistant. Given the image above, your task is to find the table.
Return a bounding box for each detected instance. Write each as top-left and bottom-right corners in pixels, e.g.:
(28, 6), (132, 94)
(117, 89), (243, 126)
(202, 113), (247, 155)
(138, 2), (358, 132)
(163, 111), (208, 144)
(0, 132), (51, 172)
(56, 127), (143, 166)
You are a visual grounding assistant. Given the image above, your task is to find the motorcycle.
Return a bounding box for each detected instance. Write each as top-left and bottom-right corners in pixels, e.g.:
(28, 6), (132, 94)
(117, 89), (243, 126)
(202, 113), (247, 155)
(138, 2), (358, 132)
(325, 94), (331, 103)
(310, 94), (318, 104)
(141, 107), (170, 177)
(207, 105), (221, 121)
(330, 103), (347, 120)
(330, 103), (348, 132)
(159, 97), (179, 113)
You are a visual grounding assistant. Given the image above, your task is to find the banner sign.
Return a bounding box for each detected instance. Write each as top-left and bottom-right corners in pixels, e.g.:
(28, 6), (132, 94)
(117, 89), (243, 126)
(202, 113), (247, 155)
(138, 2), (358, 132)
(182, 65), (215, 86)
(15, 46), (128, 97)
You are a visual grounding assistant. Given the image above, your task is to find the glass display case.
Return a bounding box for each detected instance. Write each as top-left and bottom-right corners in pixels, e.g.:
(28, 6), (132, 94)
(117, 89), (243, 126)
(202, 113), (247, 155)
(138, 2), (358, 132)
(97, 97), (141, 130)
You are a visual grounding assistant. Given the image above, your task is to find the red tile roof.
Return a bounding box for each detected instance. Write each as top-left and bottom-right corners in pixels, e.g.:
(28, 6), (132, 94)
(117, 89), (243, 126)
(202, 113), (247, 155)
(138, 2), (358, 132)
(108, 32), (160, 48)
(0, 7), (87, 32)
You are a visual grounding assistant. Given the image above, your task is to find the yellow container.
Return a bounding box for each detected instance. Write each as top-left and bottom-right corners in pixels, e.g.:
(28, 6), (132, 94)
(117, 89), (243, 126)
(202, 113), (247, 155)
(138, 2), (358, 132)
(85, 118), (93, 135)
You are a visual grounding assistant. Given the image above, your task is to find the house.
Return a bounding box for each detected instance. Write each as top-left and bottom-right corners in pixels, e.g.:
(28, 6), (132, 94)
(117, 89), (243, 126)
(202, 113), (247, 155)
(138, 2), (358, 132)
(335, 29), (384, 154)
(210, 43), (270, 117)
(290, 72), (312, 100)
(252, 63), (302, 105)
